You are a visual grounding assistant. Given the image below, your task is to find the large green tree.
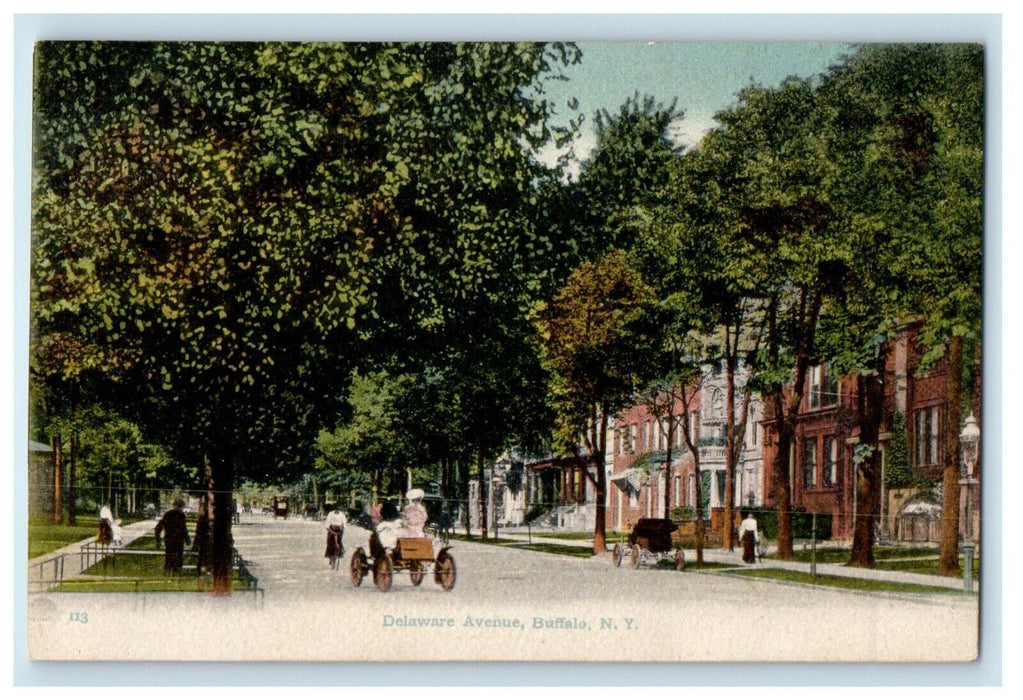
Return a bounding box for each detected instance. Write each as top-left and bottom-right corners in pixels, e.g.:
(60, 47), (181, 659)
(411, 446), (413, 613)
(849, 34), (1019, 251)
(697, 78), (851, 560)
(32, 41), (580, 592)
(817, 44), (984, 573)
(535, 250), (666, 553)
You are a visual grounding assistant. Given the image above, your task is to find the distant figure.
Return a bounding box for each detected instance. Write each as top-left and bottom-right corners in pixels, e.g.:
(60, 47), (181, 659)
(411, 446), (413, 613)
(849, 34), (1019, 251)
(402, 488), (428, 538)
(145, 502), (157, 520)
(738, 510), (759, 564)
(98, 502), (122, 546)
(324, 507), (347, 569)
(233, 499), (241, 525)
(155, 498), (192, 574)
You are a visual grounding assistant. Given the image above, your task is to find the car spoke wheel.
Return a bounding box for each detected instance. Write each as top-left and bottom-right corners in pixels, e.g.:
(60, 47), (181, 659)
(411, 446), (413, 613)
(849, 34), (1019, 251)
(409, 561), (424, 586)
(350, 548), (367, 587)
(434, 550), (456, 591)
(374, 553), (393, 592)
(612, 544), (623, 567)
(630, 545), (642, 569)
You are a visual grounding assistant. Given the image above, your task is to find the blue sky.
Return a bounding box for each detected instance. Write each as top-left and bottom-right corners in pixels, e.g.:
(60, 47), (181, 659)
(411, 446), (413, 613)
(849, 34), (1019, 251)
(537, 41), (853, 171)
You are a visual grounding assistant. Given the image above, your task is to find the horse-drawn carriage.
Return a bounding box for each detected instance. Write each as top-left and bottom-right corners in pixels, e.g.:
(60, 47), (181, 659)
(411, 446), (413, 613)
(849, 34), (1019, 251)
(349, 521), (456, 592)
(612, 518), (685, 570)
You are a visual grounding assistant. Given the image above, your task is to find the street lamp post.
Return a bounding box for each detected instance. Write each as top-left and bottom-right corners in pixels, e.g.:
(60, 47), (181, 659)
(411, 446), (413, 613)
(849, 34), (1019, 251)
(959, 413), (980, 594)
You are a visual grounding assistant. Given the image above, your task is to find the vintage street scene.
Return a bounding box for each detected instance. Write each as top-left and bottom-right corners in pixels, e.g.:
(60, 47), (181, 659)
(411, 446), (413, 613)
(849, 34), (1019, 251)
(26, 40), (983, 663)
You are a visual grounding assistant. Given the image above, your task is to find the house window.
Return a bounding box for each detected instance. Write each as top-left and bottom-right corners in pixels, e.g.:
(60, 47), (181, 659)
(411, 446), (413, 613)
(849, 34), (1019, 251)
(803, 438), (817, 488)
(716, 470), (726, 506)
(823, 436), (839, 487)
(809, 365), (840, 408)
(915, 405), (940, 467)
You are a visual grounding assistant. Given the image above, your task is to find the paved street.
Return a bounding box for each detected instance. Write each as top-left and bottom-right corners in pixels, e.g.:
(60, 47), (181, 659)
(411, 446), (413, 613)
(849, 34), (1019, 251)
(27, 514), (980, 662)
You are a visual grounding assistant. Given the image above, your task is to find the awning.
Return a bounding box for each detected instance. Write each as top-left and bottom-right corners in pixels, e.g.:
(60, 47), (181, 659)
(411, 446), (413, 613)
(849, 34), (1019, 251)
(611, 468), (643, 494)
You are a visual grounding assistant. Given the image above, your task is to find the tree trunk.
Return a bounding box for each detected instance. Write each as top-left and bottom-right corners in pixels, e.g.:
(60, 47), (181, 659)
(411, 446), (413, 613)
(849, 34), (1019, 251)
(591, 409), (609, 554)
(662, 391), (677, 520)
(68, 434), (77, 524)
(724, 342), (737, 551)
(460, 459), (471, 537)
(478, 454), (488, 539)
(694, 457), (704, 566)
(208, 444), (235, 595)
(771, 397), (795, 560)
(593, 458), (607, 554)
(848, 346), (888, 567)
(938, 336), (964, 576)
(52, 433), (63, 524)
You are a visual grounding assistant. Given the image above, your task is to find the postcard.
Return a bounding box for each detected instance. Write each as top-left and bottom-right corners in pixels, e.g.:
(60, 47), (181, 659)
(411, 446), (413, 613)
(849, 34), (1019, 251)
(23, 30), (986, 666)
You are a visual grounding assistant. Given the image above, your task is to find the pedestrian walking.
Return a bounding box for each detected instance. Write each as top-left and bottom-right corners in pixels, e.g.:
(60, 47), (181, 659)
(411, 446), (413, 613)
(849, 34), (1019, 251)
(738, 510), (759, 564)
(155, 498), (192, 574)
(99, 502), (122, 546)
(324, 506), (347, 569)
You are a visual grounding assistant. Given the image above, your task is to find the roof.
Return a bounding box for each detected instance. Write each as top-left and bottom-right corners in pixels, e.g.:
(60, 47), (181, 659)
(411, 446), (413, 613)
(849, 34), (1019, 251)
(28, 440), (52, 453)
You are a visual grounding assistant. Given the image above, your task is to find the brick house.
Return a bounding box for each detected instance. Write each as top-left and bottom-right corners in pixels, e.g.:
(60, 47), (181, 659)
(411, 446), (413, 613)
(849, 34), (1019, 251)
(607, 366), (765, 536)
(760, 328), (981, 543)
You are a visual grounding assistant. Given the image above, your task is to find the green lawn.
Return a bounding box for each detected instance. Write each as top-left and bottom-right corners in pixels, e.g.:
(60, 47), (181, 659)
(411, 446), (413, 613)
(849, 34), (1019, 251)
(874, 556), (980, 579)
(512, 542), (594, 558)
(28, 515), (151, 559)
(531, 530), (630, 542)
(765, 545), (940, 565)
(728, 567), (963, 595)
(55, 535), (252, 593)
(446, 533), (595, 557)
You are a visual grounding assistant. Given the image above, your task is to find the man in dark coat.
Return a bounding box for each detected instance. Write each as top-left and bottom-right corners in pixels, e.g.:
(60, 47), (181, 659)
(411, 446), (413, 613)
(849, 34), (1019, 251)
(155, 498), (191, 574)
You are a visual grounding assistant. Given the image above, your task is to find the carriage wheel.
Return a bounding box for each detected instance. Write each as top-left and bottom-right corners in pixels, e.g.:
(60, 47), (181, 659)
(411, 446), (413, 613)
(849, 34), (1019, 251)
(612, 544), (623, 568)
(630, 545), (642, 569)
(434, 550), (456, 591)
(350, 548), (367, 587)
(674, 548), (685, 571)
(374, 553), (393, 592)
(409, 561), (425, 586)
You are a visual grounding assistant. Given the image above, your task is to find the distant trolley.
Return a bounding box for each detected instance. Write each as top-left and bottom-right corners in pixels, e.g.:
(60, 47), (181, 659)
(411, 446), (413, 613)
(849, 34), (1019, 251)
(612, 518), (685, 571)
(349, 522), (456, 593)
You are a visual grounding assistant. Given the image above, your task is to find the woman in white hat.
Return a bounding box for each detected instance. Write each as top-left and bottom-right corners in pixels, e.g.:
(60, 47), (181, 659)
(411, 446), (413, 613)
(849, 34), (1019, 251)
(402, 488), (427, 538)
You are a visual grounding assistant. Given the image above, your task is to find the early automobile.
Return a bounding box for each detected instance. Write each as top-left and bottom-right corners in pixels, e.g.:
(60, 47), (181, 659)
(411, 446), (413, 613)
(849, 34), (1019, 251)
(349, 520), (456, 592)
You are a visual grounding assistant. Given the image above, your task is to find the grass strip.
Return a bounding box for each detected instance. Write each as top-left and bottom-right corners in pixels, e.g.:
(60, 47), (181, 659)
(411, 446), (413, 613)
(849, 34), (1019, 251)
(728, 567), (962, 595)
(763, 545), (941, 565)
(874, 556), (980, 579)
(446, 533), (595, 558)
(28, 515), (155, 559)
(56, 535), (251, 593)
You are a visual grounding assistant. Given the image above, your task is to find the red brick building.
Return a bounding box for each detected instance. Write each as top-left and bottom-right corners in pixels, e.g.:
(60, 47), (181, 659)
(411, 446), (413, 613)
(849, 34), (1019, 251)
(760, 329), (981, 543)
(607, 367), (765, 535)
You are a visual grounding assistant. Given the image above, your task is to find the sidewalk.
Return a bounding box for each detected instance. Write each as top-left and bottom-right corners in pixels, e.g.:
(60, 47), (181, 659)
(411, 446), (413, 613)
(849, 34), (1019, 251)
(486, 527), (977, 593)
(27, 518), (160, 591)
